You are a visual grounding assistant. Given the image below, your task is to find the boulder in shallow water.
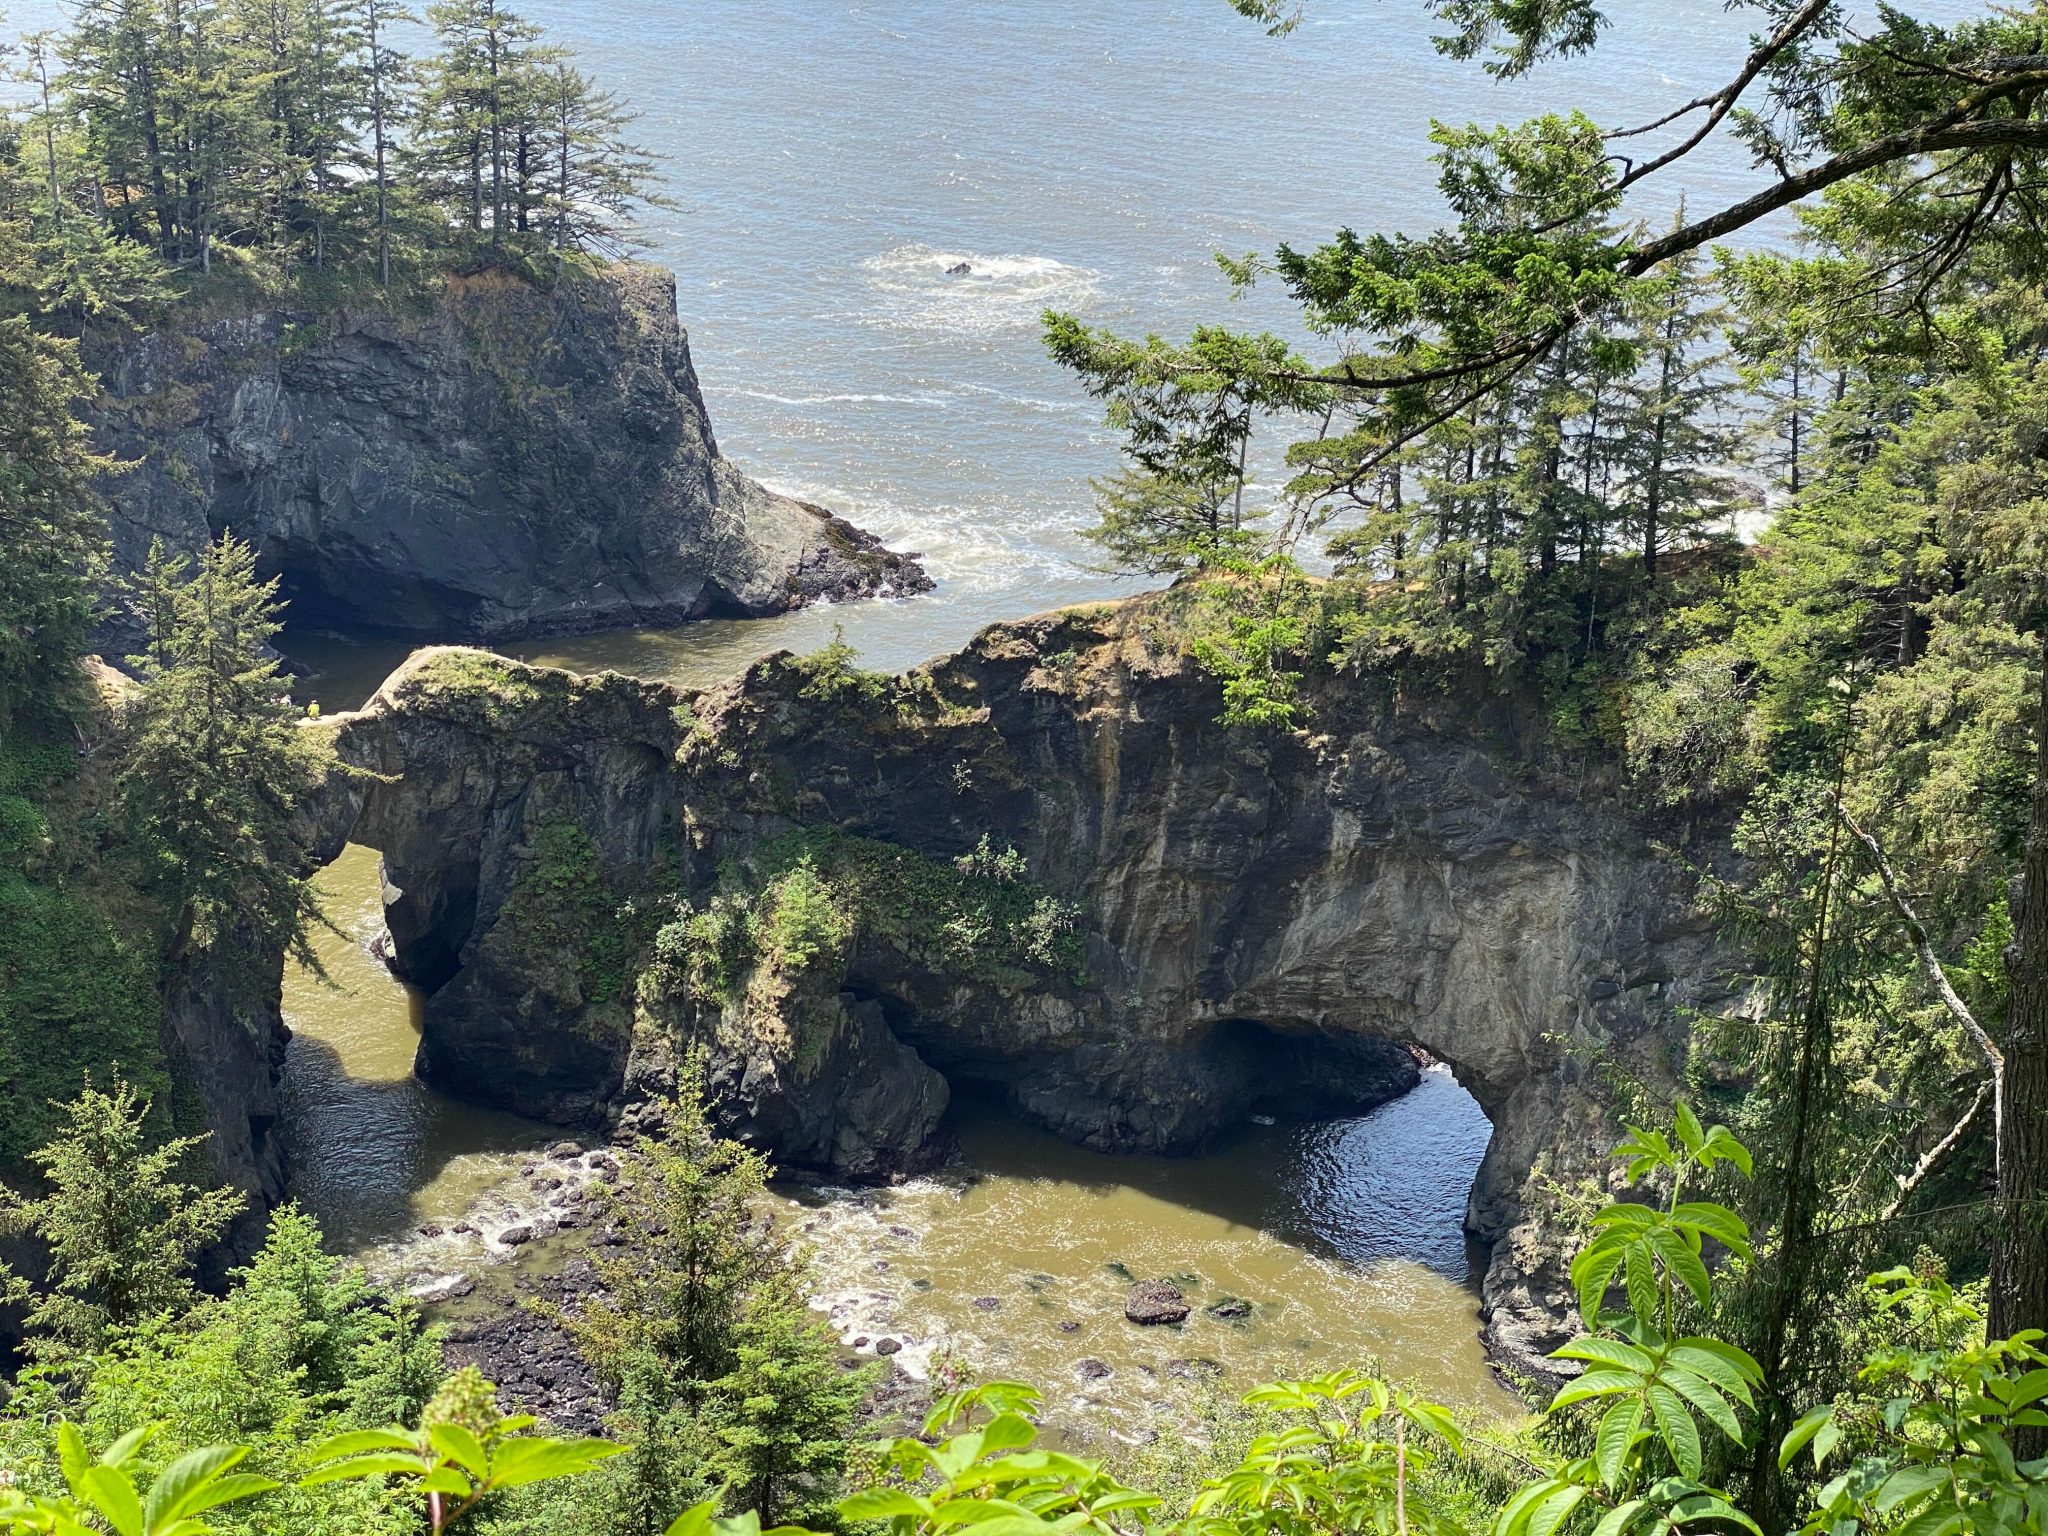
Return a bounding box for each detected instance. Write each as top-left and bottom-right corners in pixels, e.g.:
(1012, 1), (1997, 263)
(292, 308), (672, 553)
(875, 1337), (903, 1356)
(414, 1274), (476, 1304)
(1206, 1296), (1252, 1321)
(1124, 1280), (1189, 1325)
(498, 1225), (534, 1246)
(1077, 1357), (1111, 1380)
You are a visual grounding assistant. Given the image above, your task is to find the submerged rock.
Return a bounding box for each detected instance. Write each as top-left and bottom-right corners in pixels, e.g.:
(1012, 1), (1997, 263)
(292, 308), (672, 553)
(1124, 1281), (1190, 1326)
(414, 1274), (476, 1303)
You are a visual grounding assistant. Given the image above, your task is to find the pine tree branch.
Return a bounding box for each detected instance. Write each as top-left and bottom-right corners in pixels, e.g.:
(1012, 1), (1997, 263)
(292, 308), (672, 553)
(1601, 0), (1837, 192)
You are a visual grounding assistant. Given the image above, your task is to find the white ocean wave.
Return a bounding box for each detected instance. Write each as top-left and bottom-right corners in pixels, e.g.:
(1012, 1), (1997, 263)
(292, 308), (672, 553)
(852, 243), (1100, 334)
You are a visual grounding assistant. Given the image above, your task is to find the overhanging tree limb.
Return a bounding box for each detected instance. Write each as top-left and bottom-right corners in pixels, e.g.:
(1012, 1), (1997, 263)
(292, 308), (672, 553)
(1833, 798), (2006, 1085)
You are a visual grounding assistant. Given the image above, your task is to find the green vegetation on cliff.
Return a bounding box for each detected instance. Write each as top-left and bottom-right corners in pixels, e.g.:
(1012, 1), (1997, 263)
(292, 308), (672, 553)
(1, 0), (662, 325)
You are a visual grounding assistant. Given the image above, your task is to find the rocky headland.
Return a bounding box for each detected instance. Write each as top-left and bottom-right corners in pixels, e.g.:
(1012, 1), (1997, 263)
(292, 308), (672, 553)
(85, 263), (927, 645)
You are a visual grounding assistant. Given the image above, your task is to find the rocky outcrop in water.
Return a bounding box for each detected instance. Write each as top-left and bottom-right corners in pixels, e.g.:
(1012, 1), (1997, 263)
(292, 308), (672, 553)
(87, 264), (926, 645)
(321, 602), (1737, 1384)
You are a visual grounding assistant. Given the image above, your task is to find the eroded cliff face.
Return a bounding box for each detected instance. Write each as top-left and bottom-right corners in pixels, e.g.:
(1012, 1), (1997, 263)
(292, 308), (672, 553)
(87, 264), (927, 644)
(320, 602), (1737, 1384)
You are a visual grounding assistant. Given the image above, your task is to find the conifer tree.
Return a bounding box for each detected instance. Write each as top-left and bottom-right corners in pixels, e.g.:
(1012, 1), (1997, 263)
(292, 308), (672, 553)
(0, 318), (114, 735)
(120, 533), (336, 972)
(566, 1068), (864, 1533)
(0, 1076), (244, 1359)
(1617, 232), (1740, 580)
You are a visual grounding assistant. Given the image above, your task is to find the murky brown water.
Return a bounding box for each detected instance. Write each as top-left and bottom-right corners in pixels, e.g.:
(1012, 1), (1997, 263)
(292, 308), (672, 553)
(280, 843), (556, 1251)
(278, 617), (1512, 1419)
(793, 1076), (1510, 1417)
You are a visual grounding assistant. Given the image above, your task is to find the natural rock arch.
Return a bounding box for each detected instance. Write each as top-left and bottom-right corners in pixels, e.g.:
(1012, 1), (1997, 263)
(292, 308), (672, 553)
(318, 603), (1735, 1380)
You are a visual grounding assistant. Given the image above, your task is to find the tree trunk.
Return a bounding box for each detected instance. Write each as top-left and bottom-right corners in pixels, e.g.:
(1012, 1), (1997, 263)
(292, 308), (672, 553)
(1990, 630), (2048, 1416)
(371, 3), (390, 286)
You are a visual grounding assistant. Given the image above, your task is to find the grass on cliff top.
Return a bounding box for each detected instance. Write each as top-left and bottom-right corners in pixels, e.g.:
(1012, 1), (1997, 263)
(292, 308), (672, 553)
(396, 647), (559, 723)
(138, 239), (619, 332)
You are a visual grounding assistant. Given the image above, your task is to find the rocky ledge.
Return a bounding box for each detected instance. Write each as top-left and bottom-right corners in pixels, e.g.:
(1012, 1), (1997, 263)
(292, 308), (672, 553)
(87, 263), (927, 645)
(305, 598), (1739, 1386)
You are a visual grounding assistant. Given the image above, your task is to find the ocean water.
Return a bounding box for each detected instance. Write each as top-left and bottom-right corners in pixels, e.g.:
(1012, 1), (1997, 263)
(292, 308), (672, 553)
(495, 0), (1972, 667)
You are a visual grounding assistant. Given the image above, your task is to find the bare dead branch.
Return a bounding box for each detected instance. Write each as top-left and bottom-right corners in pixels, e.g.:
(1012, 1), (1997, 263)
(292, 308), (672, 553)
(1881, 1079), (1993, 1221)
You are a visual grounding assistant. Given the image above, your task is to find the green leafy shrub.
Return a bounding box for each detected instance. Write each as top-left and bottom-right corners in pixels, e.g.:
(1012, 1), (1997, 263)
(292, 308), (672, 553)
(787, 629), (888, 709)
(756, 860), (852, 974)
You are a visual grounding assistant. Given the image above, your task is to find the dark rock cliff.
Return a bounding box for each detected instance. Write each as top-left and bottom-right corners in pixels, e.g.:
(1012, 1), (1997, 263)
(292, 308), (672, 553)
(86, 264), (927, 644)
(318, 602), (1740, 1385)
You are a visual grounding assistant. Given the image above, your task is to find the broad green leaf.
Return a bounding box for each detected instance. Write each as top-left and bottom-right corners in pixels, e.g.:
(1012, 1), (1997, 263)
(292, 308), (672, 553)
(1528, 1482), (1588, 1536)
(56, 1423), (89, 1485)
(1999, 1369), (2048, 1409)
(1590, 1205), (1661, 1231)
(1669, 1337), (1762, 1384)
(941, 1516), (1091, 1536)
(484, 1437), (628, 1491)
(1573, 1246), (1624, 1328)
(664, 1500), (719, 1536)
(426, 1422), (489, 1480)
(162, 1472), (279, 1522)
(1659, 1363), (1743, 1444)
(1699, 1127), (1752, 1177)
(1649, 1227), (1712, 1311)
(1670, 1203), (1751, 1256)
(838, 1488), (931, 1521)
(1674, 1101), (1706, 1157)
(142, 1447), (244, 1527)
(1646, 1381), (1702, 1479)
(1889, 1504), (1962, 1536)
(1668, 1493), (1763, 1534)
(1589, 1500), (1647, 1536)
(99, 1428), (154, 1471)
(75, 1466), (144, 1536)
(1777, 1406), (1837, 1471)
(1551, 1370), (1645, 1410)
(979, 1412), (1039, 1457)
(1595, 1398), (1645, 1490)
(1554, 1338), (1654, 1373)
(1668, 1344), (1758, 1406)
(1871, 1463), (1950, 1514)
(1625, 1241), (1659, 1327)
(300, 1452), (433, 1486)
(303, 1429), (418, 1465)
(1492, 1478), (1566, 1536)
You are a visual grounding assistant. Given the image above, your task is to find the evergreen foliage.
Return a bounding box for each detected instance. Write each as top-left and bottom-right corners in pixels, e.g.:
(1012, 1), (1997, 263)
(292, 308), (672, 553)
(0, 1075), (243, 1361)
(548, 1067), (866, 1534)
(119, 535), (338, 974)
(0, 0), (661, 318)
